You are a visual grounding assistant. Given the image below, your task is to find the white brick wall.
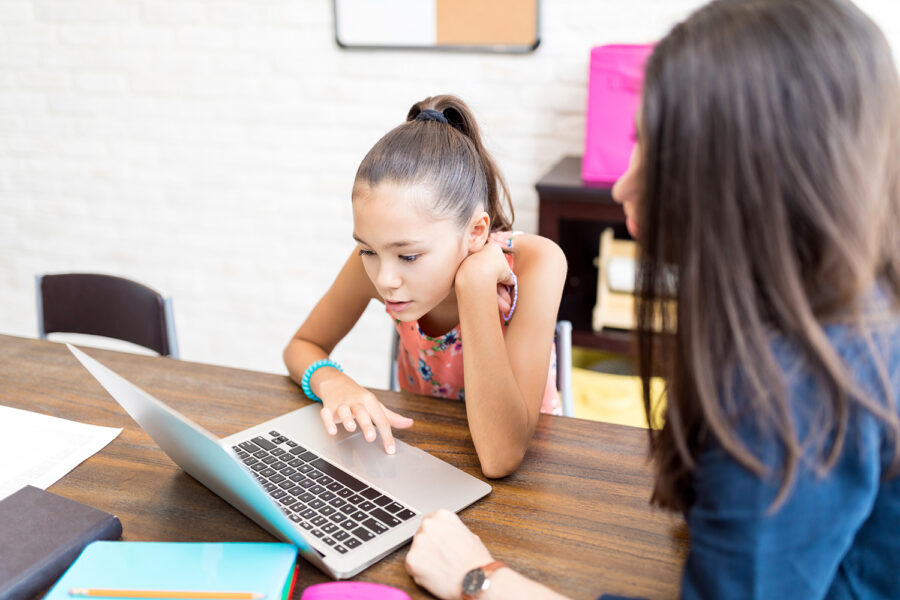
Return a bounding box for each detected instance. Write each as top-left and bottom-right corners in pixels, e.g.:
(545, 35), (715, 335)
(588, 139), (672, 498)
(2, 0), (898, 388)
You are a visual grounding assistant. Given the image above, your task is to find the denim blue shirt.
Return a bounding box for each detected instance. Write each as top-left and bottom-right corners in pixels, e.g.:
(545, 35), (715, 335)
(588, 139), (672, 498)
(682, 319), (900, 599)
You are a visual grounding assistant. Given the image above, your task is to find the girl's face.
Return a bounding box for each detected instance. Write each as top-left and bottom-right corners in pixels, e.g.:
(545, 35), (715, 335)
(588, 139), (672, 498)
(612, 143), (642, 239)
(352, 182), (469, 322)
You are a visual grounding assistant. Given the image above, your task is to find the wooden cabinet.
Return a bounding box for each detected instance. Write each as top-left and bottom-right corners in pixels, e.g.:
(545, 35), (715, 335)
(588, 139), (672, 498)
(536, 155), (634, 354)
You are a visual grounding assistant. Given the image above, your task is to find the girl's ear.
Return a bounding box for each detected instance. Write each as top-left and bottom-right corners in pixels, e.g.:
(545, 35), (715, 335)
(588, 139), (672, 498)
(466, 211), (491, 253)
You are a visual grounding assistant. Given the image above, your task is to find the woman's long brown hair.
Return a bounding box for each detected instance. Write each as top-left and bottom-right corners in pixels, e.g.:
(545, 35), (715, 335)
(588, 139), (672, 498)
(637, 0), (900, 512)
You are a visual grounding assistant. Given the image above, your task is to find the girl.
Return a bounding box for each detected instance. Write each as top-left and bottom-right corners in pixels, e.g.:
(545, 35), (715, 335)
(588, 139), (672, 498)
(405, 0), (900, 598)
(284, 95), (566, 478)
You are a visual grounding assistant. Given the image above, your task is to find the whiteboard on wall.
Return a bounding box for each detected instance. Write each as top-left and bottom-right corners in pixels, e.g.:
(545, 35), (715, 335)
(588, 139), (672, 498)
(334, 0), (540, 53)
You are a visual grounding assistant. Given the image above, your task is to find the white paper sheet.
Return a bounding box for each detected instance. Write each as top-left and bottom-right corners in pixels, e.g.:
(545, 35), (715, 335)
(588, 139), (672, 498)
(0, 405), (121, 500)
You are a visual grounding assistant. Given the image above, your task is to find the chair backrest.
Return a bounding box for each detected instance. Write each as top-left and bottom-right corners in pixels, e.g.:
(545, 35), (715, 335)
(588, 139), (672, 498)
(36, 273), (179, 358)
(388, 319), (575, 417)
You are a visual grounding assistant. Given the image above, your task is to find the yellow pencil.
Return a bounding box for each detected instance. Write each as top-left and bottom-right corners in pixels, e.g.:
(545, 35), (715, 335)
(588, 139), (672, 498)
(68, 589), (264, 599)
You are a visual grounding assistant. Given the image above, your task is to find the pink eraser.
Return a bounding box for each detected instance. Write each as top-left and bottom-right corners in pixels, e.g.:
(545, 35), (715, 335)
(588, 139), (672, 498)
(300, 581), (411, 600)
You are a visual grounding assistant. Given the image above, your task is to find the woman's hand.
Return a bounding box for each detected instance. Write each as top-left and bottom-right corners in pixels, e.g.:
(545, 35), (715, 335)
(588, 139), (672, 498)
(406, 509), (495, 600)
(316, 374), (413, 454)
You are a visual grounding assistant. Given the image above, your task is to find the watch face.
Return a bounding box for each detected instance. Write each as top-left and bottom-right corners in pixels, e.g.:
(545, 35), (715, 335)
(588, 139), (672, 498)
(462, 568), (487, 594)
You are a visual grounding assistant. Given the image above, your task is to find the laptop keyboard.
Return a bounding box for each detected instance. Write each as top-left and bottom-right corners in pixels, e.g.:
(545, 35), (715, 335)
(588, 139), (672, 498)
(232, 430), (417, 555)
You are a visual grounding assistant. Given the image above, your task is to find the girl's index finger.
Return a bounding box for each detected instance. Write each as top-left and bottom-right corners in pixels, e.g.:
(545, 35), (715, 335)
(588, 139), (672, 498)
(367, 402), (398, 455)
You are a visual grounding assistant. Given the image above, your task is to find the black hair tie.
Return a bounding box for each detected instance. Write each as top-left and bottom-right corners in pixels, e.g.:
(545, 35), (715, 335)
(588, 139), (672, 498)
(415, 109), (449, 124)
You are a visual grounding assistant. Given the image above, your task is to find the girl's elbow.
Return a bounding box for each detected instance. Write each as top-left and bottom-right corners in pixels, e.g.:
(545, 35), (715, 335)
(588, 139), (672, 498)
(478, 447), (526, 479)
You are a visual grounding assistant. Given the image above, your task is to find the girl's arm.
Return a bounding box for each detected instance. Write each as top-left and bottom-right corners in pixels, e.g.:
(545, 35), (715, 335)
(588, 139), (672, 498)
(284, 247), (413, 454)
(405, 509), (570, 600)
(454, 234), (566, 477)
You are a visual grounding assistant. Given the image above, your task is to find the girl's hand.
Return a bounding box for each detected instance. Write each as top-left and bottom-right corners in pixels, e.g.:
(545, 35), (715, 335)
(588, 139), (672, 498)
(316, 375), (414, 454)
(457, 240), (516, 312)
(406, 509), (495, 600)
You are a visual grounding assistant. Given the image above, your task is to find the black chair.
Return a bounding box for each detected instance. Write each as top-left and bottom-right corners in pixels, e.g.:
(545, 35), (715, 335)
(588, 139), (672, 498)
(36, 273), (179, 358)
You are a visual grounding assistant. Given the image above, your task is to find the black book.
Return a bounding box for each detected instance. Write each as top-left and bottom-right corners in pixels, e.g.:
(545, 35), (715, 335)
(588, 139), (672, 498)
(0, 485), (122, 600)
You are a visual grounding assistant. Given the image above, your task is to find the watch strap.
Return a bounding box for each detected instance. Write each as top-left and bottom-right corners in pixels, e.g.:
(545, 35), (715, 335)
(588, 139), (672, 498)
(461, 561), (506, 600)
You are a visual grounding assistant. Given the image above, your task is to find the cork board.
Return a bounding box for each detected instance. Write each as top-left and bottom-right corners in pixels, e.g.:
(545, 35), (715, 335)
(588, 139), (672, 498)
(334, 0), (540, 53)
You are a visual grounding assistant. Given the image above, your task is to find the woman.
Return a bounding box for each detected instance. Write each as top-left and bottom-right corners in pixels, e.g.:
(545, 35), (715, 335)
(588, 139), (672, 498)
(404, 0), (900, 598)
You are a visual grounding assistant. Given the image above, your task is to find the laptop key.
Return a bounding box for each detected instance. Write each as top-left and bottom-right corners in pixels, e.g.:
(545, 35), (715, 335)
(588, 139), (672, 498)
(263, 482), (277, 492)
(253, 450), (268, 459)
(279, 466), (296, 476)
(340, 519), (357, 530)
(339, 504), (356, 515)
(260, 468), (276, 477)
(397, 509), (416, 521)
(326, 482), (343, 493)
(252, 436), (276, 451)
(371, 507), (401, 528)
(279, 495), (297, 506)
(269, 430), (281, 437)
(278, 480), (294, 490)
(347, 494), (365, 505)
(262, 456), (277, 465)
(271, 447), (286, 456)
(336, 488), (353, 498)
(297, 464), (314, 474)
(270, 474), (286, 484)
(329, 513), (345, 524)
(320, 490), (336, 502)
(334, 530), (349, 541)
(351, 527), (375, 542)
(310, 485), (326, 496)
(271, 461), (287, 470)
(270, 489), (286, 499)
(311, 529), (324, 538)
(320, 506), (336, 516)
(289, 514), (301, 522)
(329, 497), (347, 508)
(299, 492), (315, 503)
(360, 488), (380, 501)
(308, 499), (325, 510)
(288, 458), (304, 468)
(321, 522), (338, 534)
(334, 545), (348, 554)
(288, 445), (309, 455)
(242, 456), (258, 465)
(345, 538), (361, 549)
(286, 440), (297, 447)
(309, 458), (368, 493)
(373, 495), (392, 507)
(351, 510), (367, 521)
(322, 537), (336, 547)
(362, 518), (388, 535)
(299, 521), (313, 530)
(300, 508), (316, 519)
(318, 476), (335, 486)
(239, 441), (261, 453)
(384, 502), (404, 514)
(287, 486), (304, 496)
(311, 515), (327, 526)
(358, 501), (376, 512)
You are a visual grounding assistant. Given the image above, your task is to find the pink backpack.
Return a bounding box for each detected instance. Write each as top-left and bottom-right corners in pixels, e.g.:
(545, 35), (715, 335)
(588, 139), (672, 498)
(582, 44), (654, 184)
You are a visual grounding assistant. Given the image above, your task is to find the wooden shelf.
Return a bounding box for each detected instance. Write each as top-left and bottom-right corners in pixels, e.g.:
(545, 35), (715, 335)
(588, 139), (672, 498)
(536, 155), (635, 354)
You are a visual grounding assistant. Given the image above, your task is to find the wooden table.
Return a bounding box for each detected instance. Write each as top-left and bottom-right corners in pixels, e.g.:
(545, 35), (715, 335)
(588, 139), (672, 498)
(0, 335), (687, 599)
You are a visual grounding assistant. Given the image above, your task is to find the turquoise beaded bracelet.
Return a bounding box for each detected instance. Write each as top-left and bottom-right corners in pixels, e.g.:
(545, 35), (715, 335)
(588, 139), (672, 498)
(301, 358), (343, 403)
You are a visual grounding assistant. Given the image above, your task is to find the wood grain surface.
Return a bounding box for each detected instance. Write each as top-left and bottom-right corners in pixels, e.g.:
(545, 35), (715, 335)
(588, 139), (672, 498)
(0, 335), (687, 599)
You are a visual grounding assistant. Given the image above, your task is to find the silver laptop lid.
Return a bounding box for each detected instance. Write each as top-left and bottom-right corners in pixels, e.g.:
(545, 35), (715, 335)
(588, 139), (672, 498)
(67, 345), (317, 556)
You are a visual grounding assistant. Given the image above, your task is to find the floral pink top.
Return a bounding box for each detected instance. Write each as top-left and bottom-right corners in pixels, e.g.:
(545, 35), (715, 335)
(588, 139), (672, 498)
(391, 231), (562, 415)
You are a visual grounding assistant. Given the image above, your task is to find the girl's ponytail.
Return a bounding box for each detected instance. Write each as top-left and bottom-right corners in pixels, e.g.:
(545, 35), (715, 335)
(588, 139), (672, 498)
(355, 94), (513, 232)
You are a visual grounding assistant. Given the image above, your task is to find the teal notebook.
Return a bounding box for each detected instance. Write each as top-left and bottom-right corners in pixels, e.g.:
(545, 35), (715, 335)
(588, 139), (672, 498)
(45, 542), (298, 600)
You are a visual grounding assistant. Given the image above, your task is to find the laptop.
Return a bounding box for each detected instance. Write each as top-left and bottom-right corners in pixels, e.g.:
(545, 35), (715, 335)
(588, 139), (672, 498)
(67, 344), (491, 579)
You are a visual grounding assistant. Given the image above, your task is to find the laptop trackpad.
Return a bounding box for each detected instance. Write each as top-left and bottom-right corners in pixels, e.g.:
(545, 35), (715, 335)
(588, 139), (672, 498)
(319, 434), (479, 512)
